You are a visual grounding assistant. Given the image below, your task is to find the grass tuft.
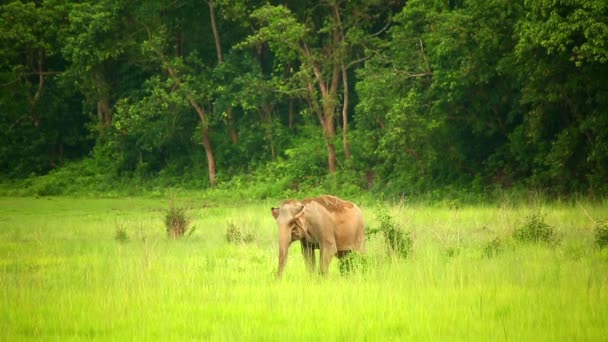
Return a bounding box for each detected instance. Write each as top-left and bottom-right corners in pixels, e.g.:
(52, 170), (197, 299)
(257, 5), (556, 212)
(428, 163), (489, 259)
(226, 221), (255, 244)
(594, 220), (608, 249)
(339, 252), (369, 275)
(368, 206), (413, 258)
(483, 237), (503, 258)
(114, 223), (129, 243)
(164, 201), (191, 239)
(513, 213), (558, 244)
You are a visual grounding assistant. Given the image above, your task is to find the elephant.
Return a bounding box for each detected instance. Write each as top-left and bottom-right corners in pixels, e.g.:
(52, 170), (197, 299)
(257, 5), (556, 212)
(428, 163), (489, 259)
(271, 195), (366, 277)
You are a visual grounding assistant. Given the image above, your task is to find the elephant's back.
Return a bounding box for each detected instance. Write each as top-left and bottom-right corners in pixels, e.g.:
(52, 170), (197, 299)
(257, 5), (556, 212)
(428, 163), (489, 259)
(302, 195), (356, 214)
(305, 195), (365, 252)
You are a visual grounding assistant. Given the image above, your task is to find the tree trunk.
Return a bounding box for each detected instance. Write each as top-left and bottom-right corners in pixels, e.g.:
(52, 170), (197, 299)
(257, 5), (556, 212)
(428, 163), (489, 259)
(97, 97), (111, 128)
(164, 61), (217, 186)
(94, 67), (112, 132)
(289, 97), (295, 129)
(302, 41), (340, 174)
(324, 113), (337, 174)
(259, 104), (276, 161)
(142, 21), (217, 185)
(30, 49), (45, 128)
(341, 63), (351, 160)
(200, 125), (217, 186)
(208, 0), (238, 144)
(190, 99), (217, 186)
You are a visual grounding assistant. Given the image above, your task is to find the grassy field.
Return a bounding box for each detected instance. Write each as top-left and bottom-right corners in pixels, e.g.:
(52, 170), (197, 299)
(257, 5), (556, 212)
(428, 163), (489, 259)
(0, 196), (607, 340)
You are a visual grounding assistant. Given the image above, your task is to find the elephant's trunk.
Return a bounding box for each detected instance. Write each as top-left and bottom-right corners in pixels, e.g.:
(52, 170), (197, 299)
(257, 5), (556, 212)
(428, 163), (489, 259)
(277, 224), (292, 278)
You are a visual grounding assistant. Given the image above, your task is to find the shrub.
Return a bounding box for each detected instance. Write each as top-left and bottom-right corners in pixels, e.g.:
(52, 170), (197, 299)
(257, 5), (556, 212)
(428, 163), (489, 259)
(164, 203), (191, 239)
(513, 213), (557, 244)
(339, 252), (368, 275)
(594, 221), (608, 249)
(115, 223), (129, 243)
(226, 222), (242, 243)
(368, 206), (413, 258)
(483, 237), (503, 258)
(226, 221), (255, 244)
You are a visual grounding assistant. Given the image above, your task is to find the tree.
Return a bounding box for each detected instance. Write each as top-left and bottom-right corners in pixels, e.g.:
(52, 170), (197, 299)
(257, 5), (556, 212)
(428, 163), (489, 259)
(513, 0), (608, 194)
(242, 1), (397, 174)
(208, 0), (239, 144)
(0, 1), (88, 176)
(61, 0), (139, 137)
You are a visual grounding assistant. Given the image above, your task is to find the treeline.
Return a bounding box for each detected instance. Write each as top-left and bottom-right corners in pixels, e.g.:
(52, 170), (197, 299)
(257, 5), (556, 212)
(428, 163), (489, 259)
(1, 0), (607, 197)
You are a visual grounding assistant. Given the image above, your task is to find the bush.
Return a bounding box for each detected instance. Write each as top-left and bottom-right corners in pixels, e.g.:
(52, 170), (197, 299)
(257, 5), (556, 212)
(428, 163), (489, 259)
(594, 221), (608, 249)
(114, 223), (129, 243)
(226, 222), (242, 243)
(513, 213), (558, 244)
(339, 252), (368, 275)
(483, 237), (503, 258)
(368, 206), (413, 258)
(226, 221), (255, 244)
(164, 203), (191, 239)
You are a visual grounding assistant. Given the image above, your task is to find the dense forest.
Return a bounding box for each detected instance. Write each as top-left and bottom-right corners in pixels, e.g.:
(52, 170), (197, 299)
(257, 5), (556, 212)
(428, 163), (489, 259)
(1, 0), (607, 198)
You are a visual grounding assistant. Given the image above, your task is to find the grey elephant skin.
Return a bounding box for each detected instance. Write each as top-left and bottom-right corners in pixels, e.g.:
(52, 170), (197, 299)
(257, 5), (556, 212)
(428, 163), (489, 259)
(271, 195), (366, 277)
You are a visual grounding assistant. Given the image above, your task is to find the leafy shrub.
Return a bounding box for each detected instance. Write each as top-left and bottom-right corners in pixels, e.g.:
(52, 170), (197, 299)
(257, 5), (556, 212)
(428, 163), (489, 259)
(226, 221), (255, 244)
(445, 246), (460, 258)
(115, 223), (129, 243)
(226, 222), (242, 243)
(594, 221), (608, 249)
(483, 237), (503, 258)
(513, 213), (557, 244)
(164, 203), (191, 239)
(339, 252), (368, 275)
(368, 206), (413, 258)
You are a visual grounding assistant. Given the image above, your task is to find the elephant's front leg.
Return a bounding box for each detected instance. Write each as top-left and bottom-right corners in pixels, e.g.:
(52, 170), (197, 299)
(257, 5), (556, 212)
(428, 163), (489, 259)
(301, 240), (316, 273)
(319, 243), (337, 275)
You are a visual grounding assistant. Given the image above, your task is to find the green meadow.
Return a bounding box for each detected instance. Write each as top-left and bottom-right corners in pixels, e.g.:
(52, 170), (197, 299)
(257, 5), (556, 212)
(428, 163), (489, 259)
(1, 196), (607, 340)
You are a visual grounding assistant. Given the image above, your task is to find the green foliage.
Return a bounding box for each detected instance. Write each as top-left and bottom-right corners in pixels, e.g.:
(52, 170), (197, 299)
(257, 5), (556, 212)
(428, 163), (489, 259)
(5, 198), (608, 340)
(339, 252), (368, 275)
(1, 0), (607, 199)
(513, 213), (558, 244)
(225, 221), (254, 244)
(594, 221), (608, 249)
(368, 206), (413, 258)
(114, 223), (129, 243)
(164, 202), (191, 239)
(483, 237), (503, 258)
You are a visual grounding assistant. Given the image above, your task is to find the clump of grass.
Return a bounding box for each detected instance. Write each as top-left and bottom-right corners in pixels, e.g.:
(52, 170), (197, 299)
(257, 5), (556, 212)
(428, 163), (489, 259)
(513, 213), (557, 244)
(445, 246), (460, 258)
(114, 223), (129, 243)
(483, 237), (503, 258)
(594, 220), (608, 249)
(339, 252), (368, 275)
(226, 222), (242, 243)
(164, 201), (191, 239)
(226, 221), (255, 244)
(368, 206), (413, 258)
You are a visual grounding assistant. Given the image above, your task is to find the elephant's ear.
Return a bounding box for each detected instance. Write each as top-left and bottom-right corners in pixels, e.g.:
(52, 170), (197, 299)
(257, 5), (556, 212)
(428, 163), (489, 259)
(271, 207), (279, 219)
(293, 204), (305, 219)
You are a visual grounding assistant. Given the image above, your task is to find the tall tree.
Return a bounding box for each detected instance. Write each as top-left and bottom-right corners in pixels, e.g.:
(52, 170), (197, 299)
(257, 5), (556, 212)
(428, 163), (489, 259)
(242, 1), (394, 173)
(514, 0), (608, 193)
(135, 17), (218, 186)
(0, 1), (88, 175)
(208, 0), (238, 144)
(61, 0), (137, 137)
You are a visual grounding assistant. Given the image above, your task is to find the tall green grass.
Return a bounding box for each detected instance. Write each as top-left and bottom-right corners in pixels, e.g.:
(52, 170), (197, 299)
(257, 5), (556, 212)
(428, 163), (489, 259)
(0, 197), (607, 340)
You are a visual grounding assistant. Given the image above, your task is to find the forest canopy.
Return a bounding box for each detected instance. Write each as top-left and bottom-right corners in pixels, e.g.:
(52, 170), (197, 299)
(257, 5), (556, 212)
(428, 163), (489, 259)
(1, 0), (607, 198)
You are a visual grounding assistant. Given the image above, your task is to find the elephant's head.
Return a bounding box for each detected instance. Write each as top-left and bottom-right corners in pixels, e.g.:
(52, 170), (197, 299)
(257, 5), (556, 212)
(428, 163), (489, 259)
(271, 201), (307, 277)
